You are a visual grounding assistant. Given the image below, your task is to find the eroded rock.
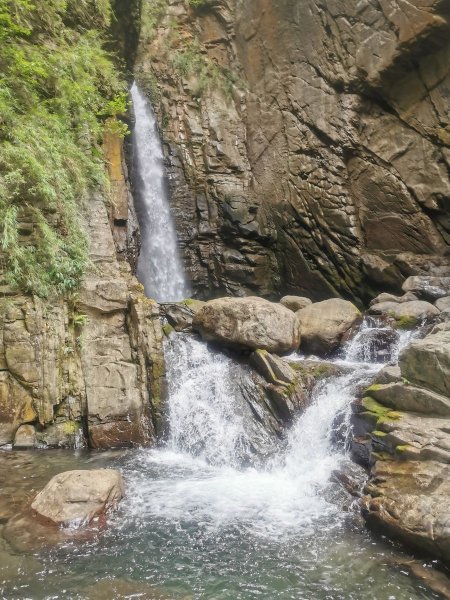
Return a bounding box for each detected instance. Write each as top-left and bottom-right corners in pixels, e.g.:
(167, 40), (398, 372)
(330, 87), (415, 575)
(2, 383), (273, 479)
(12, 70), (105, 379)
(399, 331), (450, 397)
(362, 461), (450, 563)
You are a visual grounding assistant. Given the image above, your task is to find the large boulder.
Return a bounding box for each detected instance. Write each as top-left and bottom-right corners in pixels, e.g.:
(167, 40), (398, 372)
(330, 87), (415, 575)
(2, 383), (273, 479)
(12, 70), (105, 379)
(193, 297), (301, 353)
(402, 276), (450, 301)
(296, 298), (361, 355)
(31, 469), (123, 527)
(399, 331), (450, 398)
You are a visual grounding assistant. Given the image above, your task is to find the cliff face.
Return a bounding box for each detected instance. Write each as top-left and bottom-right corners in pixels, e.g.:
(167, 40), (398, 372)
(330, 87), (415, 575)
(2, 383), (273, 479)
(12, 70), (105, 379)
(136, 0), (450, 303)
(0, 130), (166, 450)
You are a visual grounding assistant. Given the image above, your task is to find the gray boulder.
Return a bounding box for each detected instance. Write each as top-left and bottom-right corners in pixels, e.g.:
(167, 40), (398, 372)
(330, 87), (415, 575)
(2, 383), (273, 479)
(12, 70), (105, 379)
(399, 330), (450, 398)
(280, 296), (312, 312)
(436, 296), (450, 312)
(368, 300), (440, 327)
(193, 297), (301, 354)
(402, 276), (450, 301)
(296, 298), (361, 355)
(31, 469), (123, 527)
(369, 292), (417, 307)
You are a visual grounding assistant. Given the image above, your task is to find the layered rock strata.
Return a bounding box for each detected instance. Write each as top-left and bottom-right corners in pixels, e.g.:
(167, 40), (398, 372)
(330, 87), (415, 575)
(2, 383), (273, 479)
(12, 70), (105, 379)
(0, 131), (166, 449)
(352, 323), (450, 562)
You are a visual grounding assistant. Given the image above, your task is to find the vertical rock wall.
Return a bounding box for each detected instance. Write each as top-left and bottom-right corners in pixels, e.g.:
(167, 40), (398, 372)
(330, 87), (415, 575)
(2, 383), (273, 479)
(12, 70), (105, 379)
(0, 130), (166, 449)
(136, 0), (449, 303)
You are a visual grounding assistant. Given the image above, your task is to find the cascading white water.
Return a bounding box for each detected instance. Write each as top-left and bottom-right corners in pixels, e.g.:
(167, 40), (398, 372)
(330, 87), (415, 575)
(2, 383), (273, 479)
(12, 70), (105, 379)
(131, 82), (189, 301)
(122, 322), (416, 539)
(164, 334), (278, 466)
(116, 101), (427, 594)
(164, 336), (252, 466)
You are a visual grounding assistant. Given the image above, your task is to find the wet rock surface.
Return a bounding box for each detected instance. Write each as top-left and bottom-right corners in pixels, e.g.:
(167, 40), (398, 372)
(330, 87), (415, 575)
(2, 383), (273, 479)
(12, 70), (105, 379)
(30, 469), (123, 527)
(353, 325), (450, 563)
(362, 461), (450, 563)
(137, 0), (450, 302)
(368, 300), (440, 327)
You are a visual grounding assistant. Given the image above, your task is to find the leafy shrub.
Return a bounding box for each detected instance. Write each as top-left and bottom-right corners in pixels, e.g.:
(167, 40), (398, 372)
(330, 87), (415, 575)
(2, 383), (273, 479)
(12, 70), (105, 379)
(0, 0), (127, 297)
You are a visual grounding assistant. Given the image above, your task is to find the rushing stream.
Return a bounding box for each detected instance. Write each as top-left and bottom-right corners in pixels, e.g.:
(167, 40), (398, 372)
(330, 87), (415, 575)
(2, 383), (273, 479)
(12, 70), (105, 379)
(0, 88), (441, 600)
(0, 324), (436, 600)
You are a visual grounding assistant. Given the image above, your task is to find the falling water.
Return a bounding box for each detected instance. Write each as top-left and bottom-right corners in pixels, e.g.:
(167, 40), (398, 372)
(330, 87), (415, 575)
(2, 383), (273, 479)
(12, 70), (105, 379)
(131, 82), (189, 301)
(1, 324), (431, 598)
(118, 322), (417, 541)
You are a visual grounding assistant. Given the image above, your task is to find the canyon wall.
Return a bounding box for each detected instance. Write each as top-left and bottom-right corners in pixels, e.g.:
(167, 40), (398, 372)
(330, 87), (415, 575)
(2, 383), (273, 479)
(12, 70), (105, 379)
(136, 0), (450, 303)
(0, 130), (166, 449)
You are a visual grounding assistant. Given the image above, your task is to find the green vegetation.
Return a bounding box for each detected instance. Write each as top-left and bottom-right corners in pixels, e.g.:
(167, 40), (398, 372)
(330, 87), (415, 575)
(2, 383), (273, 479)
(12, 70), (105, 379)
(162, 323), (175, 337)
(391, 314), (418, 330)
(171, 39), (238, 97)
(187, 0), (213, 9)
(372, 430), (387, 437)
(0, 0), (127, 297)
(141, 0), (241, 100)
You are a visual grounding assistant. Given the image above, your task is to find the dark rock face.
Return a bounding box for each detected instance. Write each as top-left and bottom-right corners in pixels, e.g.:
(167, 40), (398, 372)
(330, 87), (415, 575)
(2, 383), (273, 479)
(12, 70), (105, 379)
(109, 0), (142, 73)
(136, 0), (449, 302)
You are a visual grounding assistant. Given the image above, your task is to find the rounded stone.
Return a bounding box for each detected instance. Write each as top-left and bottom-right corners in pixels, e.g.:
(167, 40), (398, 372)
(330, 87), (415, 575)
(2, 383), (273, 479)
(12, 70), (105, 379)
(280, 296), (312, 312)
(31, 469), (124, 527)
(193, 296), (301, 354)
(13, 425), (37, 449)
(296, 298), (361, 356)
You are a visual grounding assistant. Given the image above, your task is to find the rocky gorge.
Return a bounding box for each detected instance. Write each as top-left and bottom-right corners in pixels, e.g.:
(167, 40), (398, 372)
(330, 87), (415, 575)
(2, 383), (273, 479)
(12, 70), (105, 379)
(1, 0), (450, 598)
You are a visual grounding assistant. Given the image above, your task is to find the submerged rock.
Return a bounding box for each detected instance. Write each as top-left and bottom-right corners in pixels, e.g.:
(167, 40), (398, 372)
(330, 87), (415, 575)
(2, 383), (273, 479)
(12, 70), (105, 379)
(193, 296), (301, 353)
(296, 299), (361, 356)
(31, 469), (123, 527)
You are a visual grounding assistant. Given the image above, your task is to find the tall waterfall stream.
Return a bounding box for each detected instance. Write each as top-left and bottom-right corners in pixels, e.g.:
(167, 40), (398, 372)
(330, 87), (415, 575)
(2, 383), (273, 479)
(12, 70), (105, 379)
(0, 85), (438, 599)
(130, 83), (189, 301)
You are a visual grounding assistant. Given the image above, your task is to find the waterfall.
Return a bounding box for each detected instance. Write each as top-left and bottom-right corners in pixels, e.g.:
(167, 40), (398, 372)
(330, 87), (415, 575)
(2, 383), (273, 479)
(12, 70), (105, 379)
(163, 334), (279, 466)
(118, 320), (416, 539)
(130, 82), (189, 302)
